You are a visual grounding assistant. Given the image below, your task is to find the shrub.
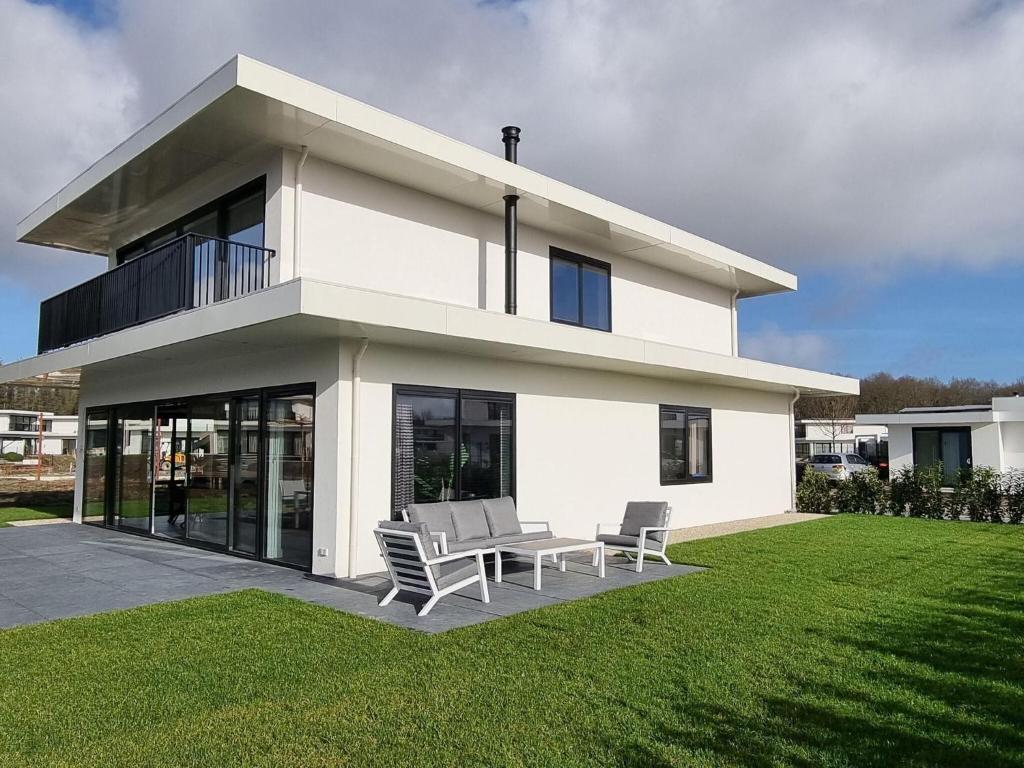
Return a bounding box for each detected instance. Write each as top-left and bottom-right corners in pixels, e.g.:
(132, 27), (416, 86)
(1004, 469), (1024, 525)
(887, 463), (946, 519)
(796, 469), (834, 515)
(951, 466), (1002, 523)
(835, 467), (886, 515)
(1, 452), (23, 463)
(887, 465), (917, 517)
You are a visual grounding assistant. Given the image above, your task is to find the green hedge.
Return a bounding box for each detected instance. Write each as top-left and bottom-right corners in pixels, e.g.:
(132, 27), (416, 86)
(797, 464), (1024, 523)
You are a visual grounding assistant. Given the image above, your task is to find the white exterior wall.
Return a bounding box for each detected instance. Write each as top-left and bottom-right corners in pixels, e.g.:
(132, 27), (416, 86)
(886, 421), (1004, 474)
(348, 342), (792, 576)
(295, 157), (734, 354)
(1002, 423), (1024, 471)
(74, 340), (346, 576)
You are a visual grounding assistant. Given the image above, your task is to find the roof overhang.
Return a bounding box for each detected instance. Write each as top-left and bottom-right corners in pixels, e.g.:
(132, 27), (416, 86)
(0, 279), (857, 397)
(17, 56), (797, 299)
(855, 412), (995, 426)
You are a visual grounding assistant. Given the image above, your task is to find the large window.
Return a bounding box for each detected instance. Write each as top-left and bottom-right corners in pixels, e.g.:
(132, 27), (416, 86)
(550, 247), (611, 331)
(660, 405), (712, 485)
(82, 383), (314, 570)
(9, 415), (37, 432)
(392, 386), (514, 518)
(116, 178), (266, 265)
(913, 427), (972, 485)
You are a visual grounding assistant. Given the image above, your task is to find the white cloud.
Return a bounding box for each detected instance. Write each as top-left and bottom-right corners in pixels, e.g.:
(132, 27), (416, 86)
(742, 323), (833, 371)
(1, 0), (1023, 349)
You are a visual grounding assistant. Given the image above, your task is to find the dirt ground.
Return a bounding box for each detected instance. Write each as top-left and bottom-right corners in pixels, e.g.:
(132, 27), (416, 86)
(0, 476), (74, 508)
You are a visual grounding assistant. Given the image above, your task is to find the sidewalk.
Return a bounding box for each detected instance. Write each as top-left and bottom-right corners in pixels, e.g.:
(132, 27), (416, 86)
(668, 512), (829, 544)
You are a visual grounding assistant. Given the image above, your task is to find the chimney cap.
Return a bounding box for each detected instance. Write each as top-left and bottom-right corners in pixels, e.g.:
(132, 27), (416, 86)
(501, 126), (521, 142)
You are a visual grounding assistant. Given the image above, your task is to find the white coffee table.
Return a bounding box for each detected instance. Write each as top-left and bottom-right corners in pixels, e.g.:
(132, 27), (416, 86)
(494, 537), (605, 590)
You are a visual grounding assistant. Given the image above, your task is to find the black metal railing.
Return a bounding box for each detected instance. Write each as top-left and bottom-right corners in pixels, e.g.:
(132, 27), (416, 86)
(38, 233), (275, 354)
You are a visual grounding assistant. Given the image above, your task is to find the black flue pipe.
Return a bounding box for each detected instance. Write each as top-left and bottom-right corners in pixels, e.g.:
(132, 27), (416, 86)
(502, 126), (520, 315)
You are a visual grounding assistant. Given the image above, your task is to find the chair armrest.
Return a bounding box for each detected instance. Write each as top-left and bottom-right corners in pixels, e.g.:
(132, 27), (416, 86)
(595, 522), (620, 537)
(425, 549), (483, 566)
(638, 526), (672, 548)
(519, 520), (550, 532)
(429, 531), (449, 555)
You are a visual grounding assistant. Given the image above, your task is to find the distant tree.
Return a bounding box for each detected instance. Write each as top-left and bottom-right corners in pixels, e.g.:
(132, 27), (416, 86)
(799, 394), (855, 450)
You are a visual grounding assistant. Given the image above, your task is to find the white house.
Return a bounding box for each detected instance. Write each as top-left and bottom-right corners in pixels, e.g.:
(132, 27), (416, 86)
(0, 411), (78, 458)
(0, 56), (857, 575)
(856, 396), (1024, 484)
(794, 419), (887, 461)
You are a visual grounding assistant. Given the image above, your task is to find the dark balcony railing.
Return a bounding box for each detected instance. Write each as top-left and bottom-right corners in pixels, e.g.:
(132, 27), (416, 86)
(38, 233), (275, 354)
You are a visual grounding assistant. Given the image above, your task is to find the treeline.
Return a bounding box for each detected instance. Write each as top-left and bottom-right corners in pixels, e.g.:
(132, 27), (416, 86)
(796, 372), (1024, 420)
(0, 383), (79, 415)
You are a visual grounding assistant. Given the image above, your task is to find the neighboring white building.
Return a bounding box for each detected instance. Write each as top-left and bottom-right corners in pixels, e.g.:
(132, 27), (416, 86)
(0, 410), (78, 457)
(857, 397), (1024, 484)
(0, 56), (857, 575)
(794, 419), (887, 461)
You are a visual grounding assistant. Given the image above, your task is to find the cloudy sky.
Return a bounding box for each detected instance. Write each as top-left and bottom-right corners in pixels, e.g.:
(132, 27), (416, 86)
(1, 0), (1022, 379)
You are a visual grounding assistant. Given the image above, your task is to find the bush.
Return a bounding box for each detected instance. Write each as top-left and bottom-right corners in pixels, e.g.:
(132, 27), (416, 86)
(951, 466), (1002, 523)
(1, 452), (23, 463)
(887, 465), (918, 518)
(796, 469), (834, 515)
(1001, 469), (1024, 525)
(835, 467), (886, 515)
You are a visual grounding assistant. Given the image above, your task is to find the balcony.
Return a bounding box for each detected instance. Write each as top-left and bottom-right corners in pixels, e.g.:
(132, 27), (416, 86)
(38, 234), (275, 354)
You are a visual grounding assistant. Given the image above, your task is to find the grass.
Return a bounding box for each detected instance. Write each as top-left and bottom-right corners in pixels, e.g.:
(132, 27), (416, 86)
(0, 515), (1022, 767)
(0, 505), (72, 527)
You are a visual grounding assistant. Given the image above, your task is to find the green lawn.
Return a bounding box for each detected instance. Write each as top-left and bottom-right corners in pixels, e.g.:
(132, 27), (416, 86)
(1, 516), (1021, 767)
(0, 505), (72, 527)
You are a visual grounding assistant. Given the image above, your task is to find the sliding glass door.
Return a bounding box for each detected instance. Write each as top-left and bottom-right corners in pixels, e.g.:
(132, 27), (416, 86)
(913, 427), (972, 485)
(392, 386), (514, 518)
(82, 383), (315, 570)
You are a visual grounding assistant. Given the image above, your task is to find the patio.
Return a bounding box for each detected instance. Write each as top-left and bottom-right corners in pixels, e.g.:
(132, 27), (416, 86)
(0, 524), (702, 633)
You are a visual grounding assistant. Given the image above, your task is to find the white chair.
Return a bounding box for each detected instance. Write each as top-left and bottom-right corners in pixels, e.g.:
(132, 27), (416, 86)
(374, 520), (489, 617)
(595, 502), (673, 573)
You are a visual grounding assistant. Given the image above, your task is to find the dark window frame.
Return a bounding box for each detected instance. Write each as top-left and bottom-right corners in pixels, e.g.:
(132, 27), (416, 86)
(659, 404), (713, 485)
(390, 384), (516, 519)
(116, 177), (267, 265)
(549, 246), (612, 332)
(912, 426), (973, 480)
(8, 415), (38, 432)
(82, 380), (315, 572)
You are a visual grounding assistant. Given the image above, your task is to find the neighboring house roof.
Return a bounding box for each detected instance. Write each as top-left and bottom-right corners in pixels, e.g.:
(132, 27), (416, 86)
(17, 55), (796, 299)
(857, 397), (1024, 425)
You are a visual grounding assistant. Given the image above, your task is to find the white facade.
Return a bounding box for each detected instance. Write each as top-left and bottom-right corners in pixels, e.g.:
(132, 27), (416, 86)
(3, 56), (858, 576)
(857, 397), (1024, 477)
(0, 410), (77, 457)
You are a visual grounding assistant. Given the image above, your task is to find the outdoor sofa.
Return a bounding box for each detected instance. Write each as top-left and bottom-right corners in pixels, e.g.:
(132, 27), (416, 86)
(401, 497), (553, 556)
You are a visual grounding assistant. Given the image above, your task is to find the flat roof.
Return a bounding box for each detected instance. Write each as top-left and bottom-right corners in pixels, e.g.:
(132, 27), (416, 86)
(17, 55), (797, 299)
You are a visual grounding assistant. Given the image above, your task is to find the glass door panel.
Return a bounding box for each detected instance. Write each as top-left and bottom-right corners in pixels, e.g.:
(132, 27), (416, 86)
(263, 390), (314, 569)
(186, 399), (231, 547)
(153, 406), (188, 539)
(231, 396), (261, 555)
(112, 405), (154, 532)
(83, 411), (109, 525)
(459, 396), (512, 500)
(392, 392), (457, 516)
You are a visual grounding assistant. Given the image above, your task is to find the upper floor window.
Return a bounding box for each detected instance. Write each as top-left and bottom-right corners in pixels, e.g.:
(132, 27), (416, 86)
(9, 415), (38, 432)
(659, 404), (712, 485)
(116, 178), (266, 265)
(549, 247), (611, 332)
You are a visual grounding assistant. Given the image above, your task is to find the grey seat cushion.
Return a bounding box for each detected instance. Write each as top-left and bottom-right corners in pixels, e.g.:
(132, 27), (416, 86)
(620, 501), (669, 543)
(446, 530), (554, 552)
(483, 496), (522, 536)
(377, 519), (436, 559)
(450, 500), (490, 541)
(406, 502), (456, 541)
(434, 558), (480, 589)
(597, 532), (666, 549)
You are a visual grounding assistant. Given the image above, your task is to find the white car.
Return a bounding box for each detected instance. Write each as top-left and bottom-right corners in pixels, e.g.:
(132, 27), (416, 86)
(805, 453), (874, 481)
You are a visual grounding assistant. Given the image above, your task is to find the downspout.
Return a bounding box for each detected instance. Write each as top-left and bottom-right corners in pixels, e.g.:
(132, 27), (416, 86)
(347, 337), (370, 578)
(790, 388), (801, 512)
(293, 145), (310, 280)
(730, 288), (740, 356)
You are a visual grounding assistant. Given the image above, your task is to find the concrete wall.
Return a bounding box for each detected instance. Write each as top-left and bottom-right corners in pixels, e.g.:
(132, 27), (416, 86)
(1002, 423), (1024, 471)
(347, 341), (792, 575)
(74, 340), (345, 576)
(294, 155), (735, 354)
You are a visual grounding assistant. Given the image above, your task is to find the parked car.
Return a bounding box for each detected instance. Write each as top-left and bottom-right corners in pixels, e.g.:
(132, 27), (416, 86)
(805, 453), (875, 481)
